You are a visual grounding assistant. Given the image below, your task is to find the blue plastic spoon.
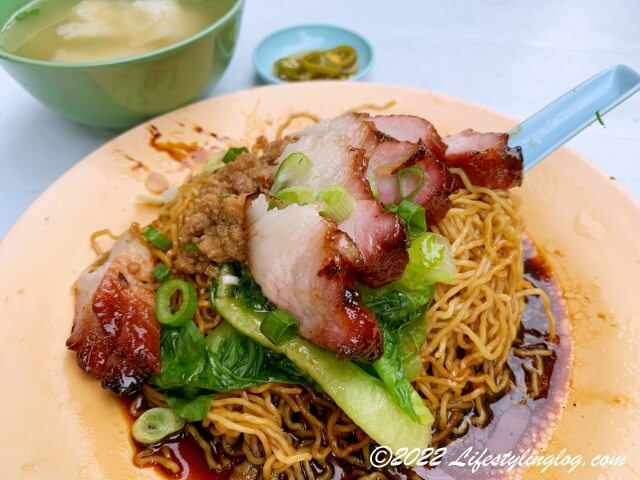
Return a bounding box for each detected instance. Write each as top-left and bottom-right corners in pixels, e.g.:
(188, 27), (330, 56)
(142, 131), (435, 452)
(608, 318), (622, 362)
(508, 64), (640, 171)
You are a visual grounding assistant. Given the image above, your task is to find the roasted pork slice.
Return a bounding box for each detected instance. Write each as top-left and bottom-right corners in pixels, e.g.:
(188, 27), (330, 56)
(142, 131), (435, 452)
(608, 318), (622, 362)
(443, 129), (523, 189)
(364, 115), (454, 223)
(340, 200), (408, 287)
(371, 114), (447, 160)
(246, 195), (383, 361)
(376, 155), (455, 224)
(277, 124), (408, 287)
(67, 231), (160, 395)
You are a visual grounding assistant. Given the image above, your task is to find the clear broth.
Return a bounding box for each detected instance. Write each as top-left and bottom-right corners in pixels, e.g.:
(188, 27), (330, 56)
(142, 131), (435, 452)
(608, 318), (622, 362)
(0, 0), (233, 63)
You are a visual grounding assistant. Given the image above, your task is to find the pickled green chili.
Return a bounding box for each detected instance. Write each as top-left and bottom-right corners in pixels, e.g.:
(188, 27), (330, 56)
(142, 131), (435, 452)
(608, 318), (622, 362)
(273, 45), (358, 82)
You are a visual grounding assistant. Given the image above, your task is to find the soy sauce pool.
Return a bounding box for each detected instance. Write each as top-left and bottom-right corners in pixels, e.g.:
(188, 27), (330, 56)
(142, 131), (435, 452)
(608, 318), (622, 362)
(0, 0), (234, 63)
(122, 238), (572, 480)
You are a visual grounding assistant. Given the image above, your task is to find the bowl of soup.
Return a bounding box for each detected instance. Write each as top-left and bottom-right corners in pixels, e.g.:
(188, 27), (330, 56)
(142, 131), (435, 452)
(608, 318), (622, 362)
(0, 0), (244, 129)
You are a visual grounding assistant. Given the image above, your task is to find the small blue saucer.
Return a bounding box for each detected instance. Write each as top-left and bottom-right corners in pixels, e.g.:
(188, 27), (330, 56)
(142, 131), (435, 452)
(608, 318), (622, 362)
(253, 24), (373, 85)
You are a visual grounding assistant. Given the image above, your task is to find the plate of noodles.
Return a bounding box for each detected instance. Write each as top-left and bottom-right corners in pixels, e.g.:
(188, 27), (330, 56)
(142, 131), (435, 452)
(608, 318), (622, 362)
(0, 82), (639, 480)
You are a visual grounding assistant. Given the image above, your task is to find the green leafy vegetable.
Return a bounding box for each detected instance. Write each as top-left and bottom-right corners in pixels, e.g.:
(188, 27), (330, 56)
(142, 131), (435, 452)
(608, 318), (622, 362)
(360, 286), (432, 423)
(373, 321), (432, 424)
(223, 147), (249, 164)
(261, 309), (299, 345)
(213, 287), (433, 454)
(398, 231), (456, 286)
(595, 110), (606, 127)
(150, 320), (306, 394)
(233, 263), (274, 311)
(358, 231), (455, 421)
(165, 394), (213, 422)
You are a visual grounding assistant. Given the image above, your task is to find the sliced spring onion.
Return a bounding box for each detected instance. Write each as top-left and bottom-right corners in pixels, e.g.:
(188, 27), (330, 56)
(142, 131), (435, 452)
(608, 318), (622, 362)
(156, 279), (198, 327)
(274, 186), (316, 205)
(318, 186), (356, 222)
(132, 407), (185, 444)
(204, 151), (226, 172)
(397, 167), (425, 200)
(222, 147), (249, 164)
(260, 309), (299, 346)
(144, 227), (172, 251)
(368, 174), (379, 199)
(152, 263), (171, 283)
(271, 152), (313, 193)
(184, 242), (199, 252)
(386, 199), (427, 237)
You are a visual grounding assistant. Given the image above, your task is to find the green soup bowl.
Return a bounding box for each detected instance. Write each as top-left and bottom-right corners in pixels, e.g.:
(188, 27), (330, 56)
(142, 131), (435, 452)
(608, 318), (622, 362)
(0, 0), (244, 130)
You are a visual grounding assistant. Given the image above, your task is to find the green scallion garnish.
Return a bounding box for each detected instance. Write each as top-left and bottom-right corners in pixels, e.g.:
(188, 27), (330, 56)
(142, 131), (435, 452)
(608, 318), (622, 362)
(274, 186), (316, 205)
(223, 147), (249, 164)
(152, 263), (171, 282)
(204, 151), (226, 172)
(260, 309), (299, 346)
(155, 279), (198, 327)
(184, 242), (199, 252)
(397, 167), (425, 200)
(386, 199), (427, 237)
(271, 152), (313, 193)
(595, 110), (606, 127)
(132, 407), (185, 444)
(318, 185), (356, 222)
(144, 227), (172, 251)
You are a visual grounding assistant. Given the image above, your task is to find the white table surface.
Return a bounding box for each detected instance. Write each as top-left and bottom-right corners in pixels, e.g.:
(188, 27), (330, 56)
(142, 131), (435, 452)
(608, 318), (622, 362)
(1, 0), (639, 238)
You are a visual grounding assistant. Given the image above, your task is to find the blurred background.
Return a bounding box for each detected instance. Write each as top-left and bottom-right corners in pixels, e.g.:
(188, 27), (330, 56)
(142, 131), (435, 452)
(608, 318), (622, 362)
(1, 0), (639, 236)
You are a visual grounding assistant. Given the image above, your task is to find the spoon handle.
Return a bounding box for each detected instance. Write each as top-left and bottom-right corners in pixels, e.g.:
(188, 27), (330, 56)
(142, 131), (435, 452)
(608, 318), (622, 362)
(508, 64), (640, 171)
